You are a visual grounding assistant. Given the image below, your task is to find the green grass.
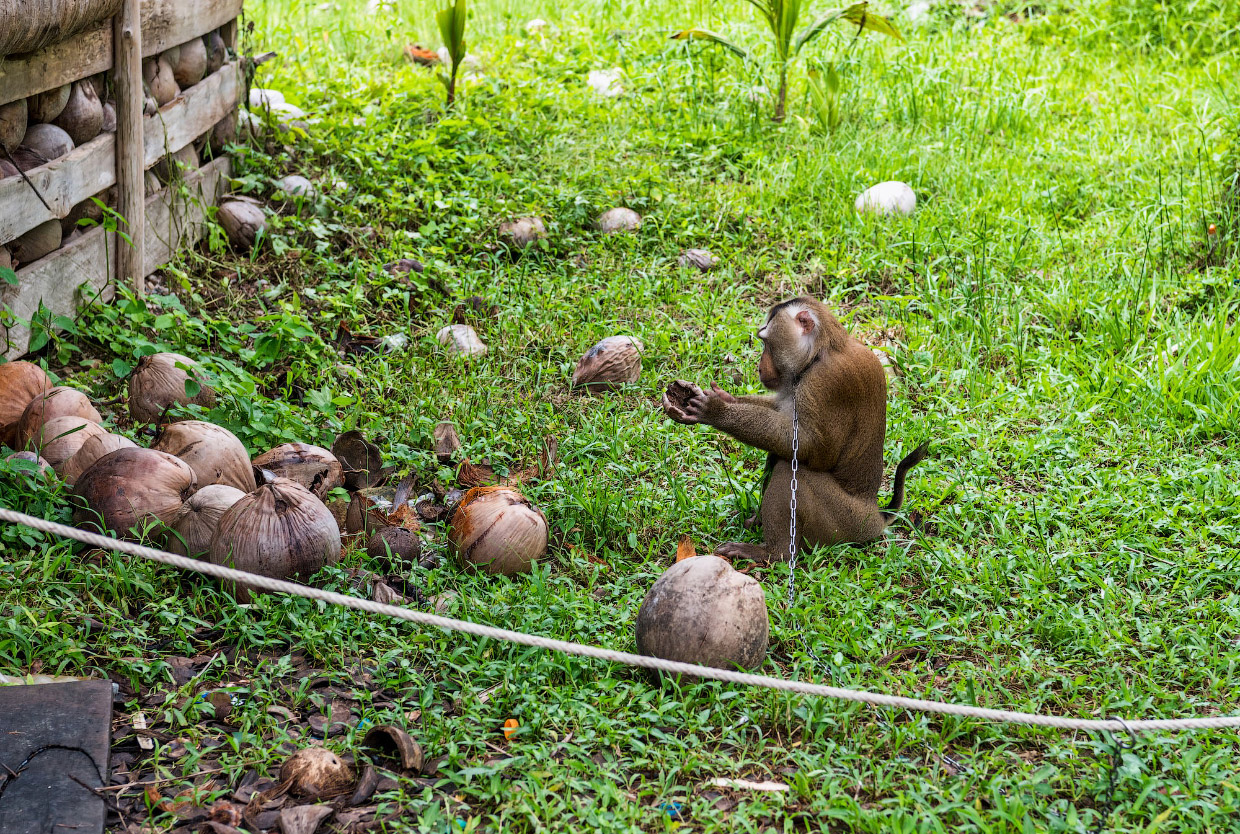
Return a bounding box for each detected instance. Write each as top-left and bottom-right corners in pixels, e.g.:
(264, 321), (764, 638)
(3, 0), (1240, 831)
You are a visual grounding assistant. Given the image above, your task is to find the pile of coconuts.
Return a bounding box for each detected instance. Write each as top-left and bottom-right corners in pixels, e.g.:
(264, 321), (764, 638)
(0, 25), (237, 271)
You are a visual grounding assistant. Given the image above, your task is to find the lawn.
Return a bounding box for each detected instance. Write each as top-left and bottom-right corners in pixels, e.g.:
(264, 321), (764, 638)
(2, 0), (1240, 831)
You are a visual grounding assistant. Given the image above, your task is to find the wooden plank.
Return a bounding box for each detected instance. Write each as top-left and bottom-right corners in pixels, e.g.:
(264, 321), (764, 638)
(0, 61), (240, 246)
(1, 156), (230, 358)
(0, 679), (112, 834)
(141, 0), (243, 58)
(142, 62), (239, 169)
(115, 0), (146, 294)
(0, 134), (113, 246)
(0, 25), (112, 106)
(0, 0), (242, 105)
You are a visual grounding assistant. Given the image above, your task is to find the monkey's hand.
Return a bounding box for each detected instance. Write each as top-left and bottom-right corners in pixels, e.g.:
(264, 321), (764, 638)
(663, 380), (705, 424)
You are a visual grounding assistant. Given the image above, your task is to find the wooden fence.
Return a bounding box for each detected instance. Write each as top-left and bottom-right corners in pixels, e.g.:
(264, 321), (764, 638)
(0, 0), (244, 359)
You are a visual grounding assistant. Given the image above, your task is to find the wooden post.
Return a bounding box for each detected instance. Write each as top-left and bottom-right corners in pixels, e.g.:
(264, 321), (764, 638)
(112, 0), (145, 295)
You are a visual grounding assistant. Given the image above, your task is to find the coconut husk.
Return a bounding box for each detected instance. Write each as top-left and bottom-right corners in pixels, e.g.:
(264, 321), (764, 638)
(0, 0), (123, 58)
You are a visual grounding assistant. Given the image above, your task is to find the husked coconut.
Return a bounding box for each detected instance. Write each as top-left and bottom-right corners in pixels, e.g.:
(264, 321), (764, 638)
(437, 324), (487, 358)
(498, 217), (546, 249)
(596, 207), (641, 233)
(21, 123), (74, 161)
(279, 747), (355, 799)
(5, 450), (53, 478)
(218, 200), (266, 249)
(571, 336), (643, 393)
(101, 101), (116, 132)
(854, 181), (916, 216)
(14, 386), (101, 449)
(0, 99), (27, 153)
(31, 416), (107, 470)
(205, 31), (228, 76)
(251, 443), (343, 499)
(127, 352), (217, 423)
(449, 486), (548, 576)
(9, 220), (62, 264)
(208, 110), (237, 155)
(143, 57), (180, 106)
(153, 420), (256, 492)
(0, 360), (53, 446)
(60, 431), (137, 485)
(635, 555), (769, 676)
(275, 174), (315, 200)
(52, 81), (103, 146)
(28, 85), (71, 123)
(71, 447), (197, 539)
(168, 483), (246, 558)
(152, 144), (199, 184)
(366, 527), (422, 566)
(170, 39), (208, 87)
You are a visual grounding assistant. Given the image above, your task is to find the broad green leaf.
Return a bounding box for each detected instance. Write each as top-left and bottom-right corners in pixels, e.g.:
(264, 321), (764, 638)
(669, 29), (748, 60)
(841, 2), (904, 40)
(112, 358), (133, 378)
(794, 8), (848, 53)
(0, 266), (16, 286)
(184, 378), (202, 398)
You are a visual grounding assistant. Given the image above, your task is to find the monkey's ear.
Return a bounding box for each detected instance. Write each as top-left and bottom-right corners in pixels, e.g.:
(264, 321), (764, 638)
(796, 310), (816, 334)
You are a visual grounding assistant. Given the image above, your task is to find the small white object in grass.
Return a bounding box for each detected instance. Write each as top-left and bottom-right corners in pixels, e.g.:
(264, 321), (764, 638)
(249, 87), (285, 108)
(437, 324), (488, 358)
(437, 47), (483, 75)
(133, 711), (155, 750)
(747, 84), (769, 103)
(587, 68), (624, 98)
(855, 181), (916, 216)
(708, 778), (789, 792)
(367, 0), (396, 12)
(679, 248), (718, 271)
(906, 0), (932, 22)
(379, 332), (408, 353)
(526, 18), (549, 34)
(276, 175), (316, 200)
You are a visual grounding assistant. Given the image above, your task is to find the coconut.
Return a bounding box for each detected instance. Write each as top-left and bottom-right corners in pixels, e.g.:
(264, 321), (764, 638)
(436, 324), (487, 358)
(449, 486), (548, 576)
(596, 207), (641, 233)
(854, 181), (916, 216)
(635, 555), (769, 676)
(279, 747), (355, 799)
(205, 31), (228, 76)
(208, 477), (341, 586)
(170, 39), (208, 88)
(0, 361), (53, 447)
(0, 160), (17, 179)
(366, 527), (422, 566)
(5, 450), (53, 478)
(143, 57), (180, 107)
(571, 336), (643, 393)
(60, 189), (111, 237)
(127, 352), (217, 423)
(208, 110), (237, 155)
(33, 416), (107, 470)
(15, 386), (102, 449)
(678, 248), (718, 271)
(167, 483), (246, 557)
(218, 200), (266, 249)
(101, 101), (116, 132)
(0, 99), (27, 153)
(71, 447), (197, 539)
(10, 146), (50, 172)
(9, 220), (62, 265)
(498, 217), (546, 249)
(275, 174), (315, 200)
(152, 420), (255, 492)
(52, 81), (103, 146)
(144, 170), (162, 196)
(21, 123), (74, 162)
(60, 431), (137, 485)
(251, 443), (343, 500)
(152, 143), (199, 185)
(28, 85), (71, 123)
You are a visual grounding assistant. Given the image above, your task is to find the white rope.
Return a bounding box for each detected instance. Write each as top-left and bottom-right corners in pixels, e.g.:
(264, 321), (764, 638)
(3, 506), (1239, 734)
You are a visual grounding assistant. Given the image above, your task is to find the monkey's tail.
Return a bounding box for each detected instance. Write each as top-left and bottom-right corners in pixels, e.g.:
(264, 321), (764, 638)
(882, 441), (930, 520)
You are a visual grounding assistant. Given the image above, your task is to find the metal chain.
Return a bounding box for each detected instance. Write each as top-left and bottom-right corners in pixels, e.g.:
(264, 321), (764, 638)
(785, 398), (800, 608)
(1093, 719), (1137, 833)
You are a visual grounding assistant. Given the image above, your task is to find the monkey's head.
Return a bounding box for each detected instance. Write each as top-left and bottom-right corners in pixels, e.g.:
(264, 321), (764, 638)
(756, 297), (843, 389)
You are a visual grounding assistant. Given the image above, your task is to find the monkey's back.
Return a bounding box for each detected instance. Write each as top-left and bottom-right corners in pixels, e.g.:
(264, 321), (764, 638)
(805, 340), (887, 500)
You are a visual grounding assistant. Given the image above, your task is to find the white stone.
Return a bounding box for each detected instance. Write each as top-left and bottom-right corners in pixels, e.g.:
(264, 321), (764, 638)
(437, 324), (487, 358)
(855, 181), (916, 216)
(587, 68), (624, 98)
(526, 18), (549, 34)
(276, 175), (316, 199)
(249, 87), (285, 108)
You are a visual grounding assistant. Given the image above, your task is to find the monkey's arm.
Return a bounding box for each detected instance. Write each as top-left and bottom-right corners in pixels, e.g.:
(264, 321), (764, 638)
(705, 397), (797, 459)
(736, 394), (779, 410)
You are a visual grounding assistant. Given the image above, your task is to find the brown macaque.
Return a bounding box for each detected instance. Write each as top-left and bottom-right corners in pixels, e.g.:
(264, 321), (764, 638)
(663, 296), (928, 562)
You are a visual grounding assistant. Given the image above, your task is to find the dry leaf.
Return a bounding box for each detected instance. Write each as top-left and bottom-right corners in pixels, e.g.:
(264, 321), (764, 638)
(675, 535), (697, 562)
(372, 581), (406, 606)
(279, 804), (334, 834)
(433, 421), (461, 464)
(457, 459), (497, 488)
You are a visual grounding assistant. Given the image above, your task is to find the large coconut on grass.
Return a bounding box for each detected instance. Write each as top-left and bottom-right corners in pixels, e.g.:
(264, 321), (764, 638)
(15, 386), (102, 449)
(60, 432), (137, 485)
(71, 448), (197, 539)
(635, 555), (769, 676)
(167, 483), (246, 558)
(208, 477), (341, 589)
(571, 336), (643, 393)
(0, 361), (53, 447)
(152, 420), (256, 492)
(449, 486), (548, 576)
(32, 416), (107, 471)
(128, 352), (216, 423)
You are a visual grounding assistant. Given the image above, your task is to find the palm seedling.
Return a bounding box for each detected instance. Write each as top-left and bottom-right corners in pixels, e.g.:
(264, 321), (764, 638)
(437, 0), (467, 108)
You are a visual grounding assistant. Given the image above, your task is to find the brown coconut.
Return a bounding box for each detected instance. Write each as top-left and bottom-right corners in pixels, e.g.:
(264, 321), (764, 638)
(127, 352), (217, 423)
(208, 110), (237, 155)
(0, 160), (17, 180)
(60, 431), (137, 485)
(251, 443), (343, 500)
(205, 31), (228, 75)
(167, 483), (246, 558)
(635, 555), (769, 675)
(0, 99), (27, 153)
(101, 101), (116, 133)
(366, 527), (422, 566)
(152, 420), (256, 492)
(5, 450), (53, 478)
(170, 38), (208, 87)
(152, 143), (199, 184)
(208, 477), (341, 582)
(0, 361), (53, 447)
(218, 200), (266, 249)
(498, 217), (546, 249)
(21, 123), (74, 162)
(571, 336), (643, 393)
(60, 188), (112, 236)
(71, 447), (197, 539)
(15, 386), (102, 449)
(52, 81), (103, 146)
(143, 57), (180, 106)
(28, 85), (71, 123)
(449, 486), (548, 576)
(9, 220), (62, 265)
(279, 747), (355, 799)
(33, 416), (107, 470)
(596, 207), (641, 234)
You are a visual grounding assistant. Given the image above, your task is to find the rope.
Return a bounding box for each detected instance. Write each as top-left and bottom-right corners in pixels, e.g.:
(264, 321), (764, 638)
(2, 506), (1239, 734)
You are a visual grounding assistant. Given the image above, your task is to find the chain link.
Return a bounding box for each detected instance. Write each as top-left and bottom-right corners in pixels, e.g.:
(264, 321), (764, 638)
(785, 398), (800, 608)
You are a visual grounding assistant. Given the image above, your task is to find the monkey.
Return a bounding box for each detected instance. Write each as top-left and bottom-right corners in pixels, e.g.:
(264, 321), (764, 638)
(662, 296), (928, 563)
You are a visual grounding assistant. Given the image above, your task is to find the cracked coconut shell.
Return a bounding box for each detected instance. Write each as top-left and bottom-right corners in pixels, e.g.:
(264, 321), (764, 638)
(251, 443), (343, 500)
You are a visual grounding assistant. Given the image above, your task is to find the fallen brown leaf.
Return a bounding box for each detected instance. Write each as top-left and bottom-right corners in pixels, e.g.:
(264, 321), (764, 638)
(675, 535), (697, 562)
